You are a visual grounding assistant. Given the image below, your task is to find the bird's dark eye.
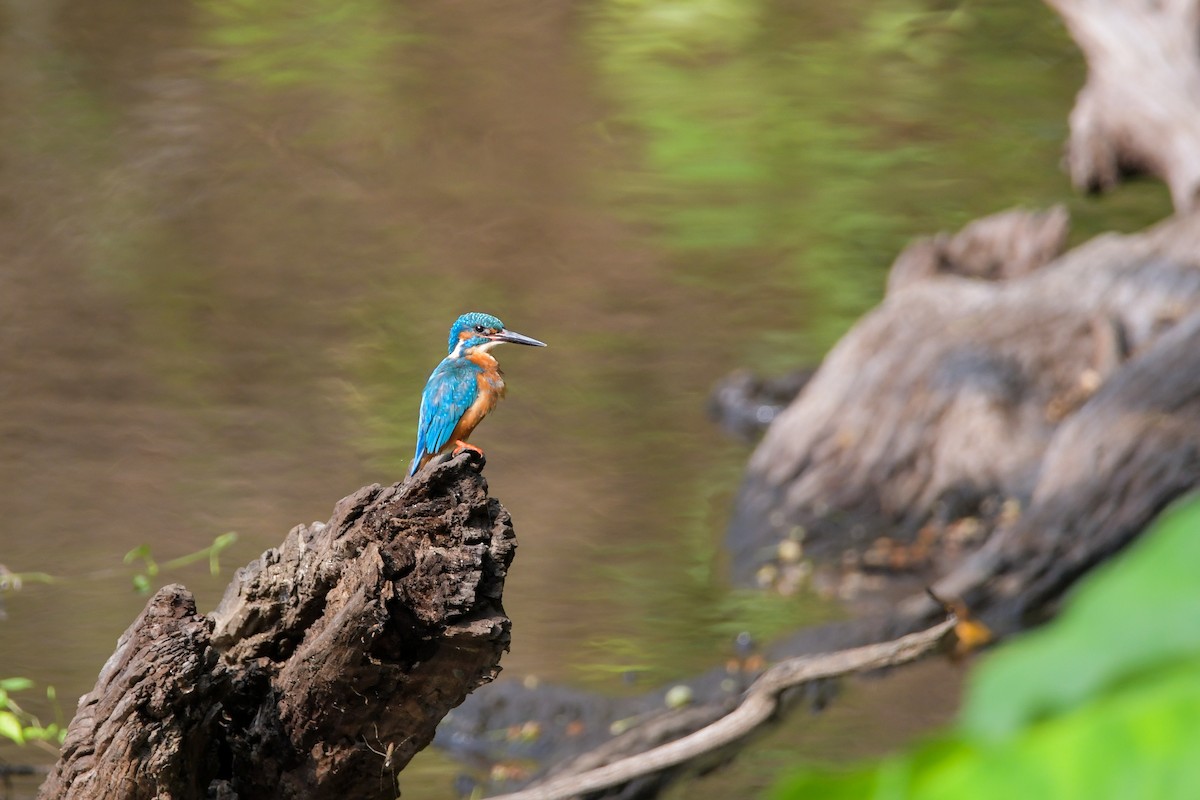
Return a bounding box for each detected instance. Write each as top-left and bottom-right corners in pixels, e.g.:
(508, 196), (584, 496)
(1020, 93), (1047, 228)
(474, 324), (485, 333)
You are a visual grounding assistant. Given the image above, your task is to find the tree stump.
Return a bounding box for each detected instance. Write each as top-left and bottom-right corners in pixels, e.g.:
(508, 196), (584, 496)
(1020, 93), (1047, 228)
(38, 452), (516, 800)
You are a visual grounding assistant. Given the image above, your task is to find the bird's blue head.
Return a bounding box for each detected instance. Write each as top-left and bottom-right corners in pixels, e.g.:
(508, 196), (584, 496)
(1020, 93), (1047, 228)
(447, 312), (546, 357)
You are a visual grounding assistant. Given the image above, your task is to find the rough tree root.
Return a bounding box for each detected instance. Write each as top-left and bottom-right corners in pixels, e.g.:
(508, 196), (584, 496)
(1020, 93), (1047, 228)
(38, 451), (515, 800)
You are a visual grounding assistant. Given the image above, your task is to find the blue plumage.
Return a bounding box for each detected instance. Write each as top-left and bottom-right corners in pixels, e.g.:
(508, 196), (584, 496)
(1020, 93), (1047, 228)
(412, 358), (484, 473)
(410, 312), (546, 476)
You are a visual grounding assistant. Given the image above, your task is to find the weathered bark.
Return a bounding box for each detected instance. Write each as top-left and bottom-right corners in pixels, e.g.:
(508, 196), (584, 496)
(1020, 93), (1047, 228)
(38, 452), (515, 800)
(932, 303), (1200, 630)
(886, 206), (1070, 295)
(727, 208), (1200, 589)
(1048, 0), (1200, 212)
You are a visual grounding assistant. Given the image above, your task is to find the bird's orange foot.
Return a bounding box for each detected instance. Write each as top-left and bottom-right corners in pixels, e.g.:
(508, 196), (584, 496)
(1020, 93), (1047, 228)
(452, 440), (485, 458)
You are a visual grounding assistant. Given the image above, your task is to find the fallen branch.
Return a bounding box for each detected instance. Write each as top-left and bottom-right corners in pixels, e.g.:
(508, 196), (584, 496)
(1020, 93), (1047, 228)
(490, 618), (955, 800)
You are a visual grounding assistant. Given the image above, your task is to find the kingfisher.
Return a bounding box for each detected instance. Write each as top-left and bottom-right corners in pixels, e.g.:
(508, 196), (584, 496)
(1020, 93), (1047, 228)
(409, 312), (546, 476)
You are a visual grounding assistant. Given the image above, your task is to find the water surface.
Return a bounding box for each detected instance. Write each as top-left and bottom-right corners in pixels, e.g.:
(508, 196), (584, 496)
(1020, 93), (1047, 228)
(0, 0), (1170, 796)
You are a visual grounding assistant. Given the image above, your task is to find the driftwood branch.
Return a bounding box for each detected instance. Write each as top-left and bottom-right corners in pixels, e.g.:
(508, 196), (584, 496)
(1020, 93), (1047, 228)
(491, 619), (955, 800)
(38, 452), (515, 800)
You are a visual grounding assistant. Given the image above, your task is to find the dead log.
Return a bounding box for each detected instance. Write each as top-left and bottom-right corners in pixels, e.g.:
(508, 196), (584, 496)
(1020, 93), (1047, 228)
(885, 206), (1070, 295)
(931, 302), (1200, 630)
(1048, 0), (1200, 211)
(38, 452), (515, 800)
(727, 208), (1200, 590)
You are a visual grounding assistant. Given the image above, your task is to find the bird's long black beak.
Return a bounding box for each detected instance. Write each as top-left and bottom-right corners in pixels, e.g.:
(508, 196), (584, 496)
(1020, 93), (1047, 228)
(490, 329), (547, 347)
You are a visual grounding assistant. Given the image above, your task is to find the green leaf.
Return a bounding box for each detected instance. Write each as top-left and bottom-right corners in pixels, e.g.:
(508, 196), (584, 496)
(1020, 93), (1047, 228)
(916, 659), (1200, 800)
(124, 544), (159, 576)
(0, 710), (26, 744)
(0, 677), (35, 692)
(209, 531), (239, 574)
(963, 497), (1200, 738)
(768, 762), (881, 800)
(773, 659), (1200, 800)
(123, 543), (149, 564)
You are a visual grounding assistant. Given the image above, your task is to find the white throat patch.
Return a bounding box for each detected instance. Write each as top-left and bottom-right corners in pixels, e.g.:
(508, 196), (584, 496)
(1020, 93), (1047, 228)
(450, 338), (501, 359)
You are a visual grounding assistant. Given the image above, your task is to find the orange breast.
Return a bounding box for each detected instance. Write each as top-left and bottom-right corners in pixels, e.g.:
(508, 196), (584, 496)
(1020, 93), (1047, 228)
(448, 354), (506, 445)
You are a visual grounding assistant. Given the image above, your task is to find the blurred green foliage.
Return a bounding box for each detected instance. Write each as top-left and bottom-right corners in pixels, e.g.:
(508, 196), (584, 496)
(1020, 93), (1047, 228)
(201, 0), (409, 91)
(0, 535), (238, 597)
(770, 497), (1200, 800)
(0, 678), (65, 748)
(123, 532), (239, 594)
(585, 0), (1171, 365)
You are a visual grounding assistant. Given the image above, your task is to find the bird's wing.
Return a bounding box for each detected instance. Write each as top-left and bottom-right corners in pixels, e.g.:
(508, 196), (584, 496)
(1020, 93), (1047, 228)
(411, 358), (479, 474)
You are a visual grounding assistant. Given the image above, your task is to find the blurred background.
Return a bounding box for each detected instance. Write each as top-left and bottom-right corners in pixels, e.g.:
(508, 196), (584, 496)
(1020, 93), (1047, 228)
(0, 0), (1173, 797)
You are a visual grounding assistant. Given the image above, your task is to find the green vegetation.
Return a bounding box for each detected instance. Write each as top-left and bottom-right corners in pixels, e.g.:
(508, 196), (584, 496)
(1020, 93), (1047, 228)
(0, 678), (65, 749)
(201, 0), (410, 92)
(123, 533), (240, 594)
(1, 533), (239, 597)
(0, 535), (238, 748)
(586, 0), (1171, 365)
(770, 496), (1200, 800)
